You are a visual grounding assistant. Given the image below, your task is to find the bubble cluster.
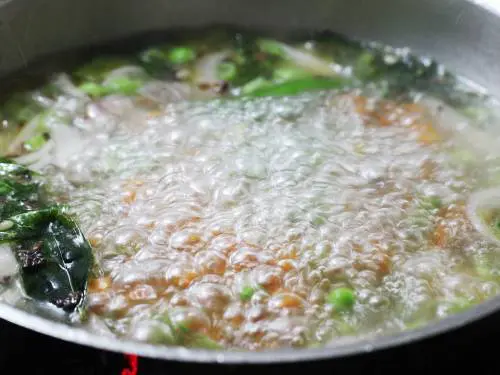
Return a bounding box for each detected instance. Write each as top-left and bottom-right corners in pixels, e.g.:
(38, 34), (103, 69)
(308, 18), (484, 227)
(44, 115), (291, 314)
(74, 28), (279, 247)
(42, 90), (500, 350)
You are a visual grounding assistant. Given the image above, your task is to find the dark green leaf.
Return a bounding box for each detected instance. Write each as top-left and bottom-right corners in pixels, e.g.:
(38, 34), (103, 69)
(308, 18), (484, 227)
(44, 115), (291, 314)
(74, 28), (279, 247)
(0, 207), (59, 242)
(0, 159), (36, 179)
(0, 159), (93, 315)
(17, 217), (92, 312)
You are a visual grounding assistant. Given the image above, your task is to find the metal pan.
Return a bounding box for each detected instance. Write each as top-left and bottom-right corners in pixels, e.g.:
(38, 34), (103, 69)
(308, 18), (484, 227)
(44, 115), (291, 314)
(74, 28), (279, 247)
(0, 0), (500, 364)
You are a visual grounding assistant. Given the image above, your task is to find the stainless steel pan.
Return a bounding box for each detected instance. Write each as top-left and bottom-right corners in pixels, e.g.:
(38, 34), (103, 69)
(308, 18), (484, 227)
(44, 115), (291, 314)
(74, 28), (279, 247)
(0, 0), (499, 364)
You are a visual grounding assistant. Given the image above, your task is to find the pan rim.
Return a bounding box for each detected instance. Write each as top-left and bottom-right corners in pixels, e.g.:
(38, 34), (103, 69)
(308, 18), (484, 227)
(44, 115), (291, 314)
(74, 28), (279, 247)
(1, 0), (500, 365)
(2, 292), (500, 363)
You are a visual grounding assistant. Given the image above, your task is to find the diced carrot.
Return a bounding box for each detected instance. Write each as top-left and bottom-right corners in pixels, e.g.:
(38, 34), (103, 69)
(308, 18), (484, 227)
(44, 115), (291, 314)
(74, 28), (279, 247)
(88, 276), (112, 292)
(278, 259), (296, 272)
(415, 123), (441, 144)
(279, 294), (303, 309)
(122, 190), (137, 204)
(432, 223), (448, 248)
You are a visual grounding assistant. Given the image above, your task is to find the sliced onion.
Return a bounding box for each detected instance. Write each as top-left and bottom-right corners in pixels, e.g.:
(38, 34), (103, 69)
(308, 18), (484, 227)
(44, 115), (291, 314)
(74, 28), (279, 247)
(53, 73), (88, 98)
(419, 95), (500, 159)
(0, 244), (18, 280)
(7, 113), (45, 155)
(102, 65), (147, 85)
(268, 41), (340, 78)
(193, 50), (231, 86)
(13, 139), (55, 166)
(49, 123), (88, 168)
(138, 81), (193, 104)
(467, 187), (500, 245)
(97, 95), (137, 116)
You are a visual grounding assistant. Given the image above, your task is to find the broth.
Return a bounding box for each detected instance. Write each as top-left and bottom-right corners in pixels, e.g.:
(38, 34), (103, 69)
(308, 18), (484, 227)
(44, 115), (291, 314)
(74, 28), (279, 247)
(1, 28), (500, 350)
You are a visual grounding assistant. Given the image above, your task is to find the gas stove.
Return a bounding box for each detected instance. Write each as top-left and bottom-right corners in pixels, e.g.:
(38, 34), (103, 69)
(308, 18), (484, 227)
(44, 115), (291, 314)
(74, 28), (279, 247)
(1, 313), (499, 375)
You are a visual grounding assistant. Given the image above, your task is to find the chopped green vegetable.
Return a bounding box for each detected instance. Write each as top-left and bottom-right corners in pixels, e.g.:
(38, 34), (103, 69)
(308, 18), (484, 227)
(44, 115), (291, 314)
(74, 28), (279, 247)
(168, 47), (196, 65)
(240, 76), (272, 95)
(73, 57), (131, 83)
(257, 39), (285, 57)
(159, 312), (222, 349)
(244, 77), (352, 97)
(23, 133), (48, 152)
(420, 196), (442, 211)
(79, 82), (108, 98)
(354, 52), (376, 80)
(103, 77), (144, 96)
(230, 33), (277, 87)
(273, 65), (313, 82)
(80, 77), (144, 98)
(217, 62), (238, 81)
(327, 287), (356, 312)
(240, 286), (255, 301)
(138, 47), (173, 78)
(447, 297), (474, 314)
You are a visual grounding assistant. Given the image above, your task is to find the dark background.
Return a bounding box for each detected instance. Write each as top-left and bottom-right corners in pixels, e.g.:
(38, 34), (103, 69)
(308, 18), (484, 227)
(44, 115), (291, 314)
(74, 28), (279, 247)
(1, 311), (499, 375)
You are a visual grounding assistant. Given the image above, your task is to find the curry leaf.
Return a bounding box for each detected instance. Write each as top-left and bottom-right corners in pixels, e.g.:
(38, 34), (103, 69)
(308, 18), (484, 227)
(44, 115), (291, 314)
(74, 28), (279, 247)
(17, 217), (92, 312)
(0, 159), (92, 315)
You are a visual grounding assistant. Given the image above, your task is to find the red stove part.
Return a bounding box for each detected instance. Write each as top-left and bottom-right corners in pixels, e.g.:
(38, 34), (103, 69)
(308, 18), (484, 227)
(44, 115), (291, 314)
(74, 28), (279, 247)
(121, 354), (139, 375)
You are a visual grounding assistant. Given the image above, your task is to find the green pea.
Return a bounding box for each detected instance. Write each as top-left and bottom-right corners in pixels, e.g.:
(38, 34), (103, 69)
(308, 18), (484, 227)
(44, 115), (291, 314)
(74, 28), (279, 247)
(240, 286), (255, 301)
(217, 62), (237, 81)
(168, 47), (196, 65)
(327, 287), (355, 311)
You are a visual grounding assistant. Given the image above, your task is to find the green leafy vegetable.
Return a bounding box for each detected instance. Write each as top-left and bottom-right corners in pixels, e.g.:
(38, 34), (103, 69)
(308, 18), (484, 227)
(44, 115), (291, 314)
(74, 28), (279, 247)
(103, 77), (144, 96)
(217, 62), (238, 81)
(138, 47), (174, 78)
(80, 77), (145, 98)
(257, 39), (286, 57)
(73, 57), (132, 83)
(0, 158), (93, 315)
(79, 82), (108, 98)
(273, 65), (313, 82)
(244, 77), (353, 97)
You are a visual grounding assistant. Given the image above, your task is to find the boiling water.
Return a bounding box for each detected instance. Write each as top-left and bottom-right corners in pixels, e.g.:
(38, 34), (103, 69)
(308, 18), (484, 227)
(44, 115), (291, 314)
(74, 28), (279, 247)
(35, 88), (500, 349)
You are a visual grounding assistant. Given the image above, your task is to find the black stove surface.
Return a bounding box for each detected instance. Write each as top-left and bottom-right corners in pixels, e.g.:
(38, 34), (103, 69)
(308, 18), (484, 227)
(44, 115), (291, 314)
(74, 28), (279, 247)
(1, 311), (498, 375)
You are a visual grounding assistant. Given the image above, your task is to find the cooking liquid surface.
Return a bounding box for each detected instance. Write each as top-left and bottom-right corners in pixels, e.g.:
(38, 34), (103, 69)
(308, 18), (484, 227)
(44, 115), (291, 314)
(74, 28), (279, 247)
(2, 30), (500, 351)
(38, 89), (500, 350)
